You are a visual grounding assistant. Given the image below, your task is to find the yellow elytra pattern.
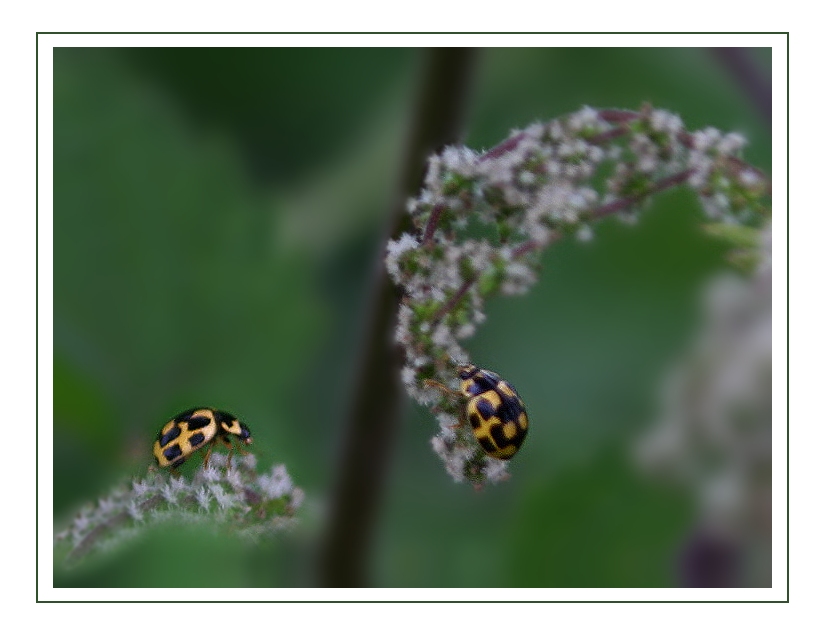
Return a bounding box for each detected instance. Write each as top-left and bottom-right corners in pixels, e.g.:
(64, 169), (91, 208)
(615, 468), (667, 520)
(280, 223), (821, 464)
(458, 364), (528, 460)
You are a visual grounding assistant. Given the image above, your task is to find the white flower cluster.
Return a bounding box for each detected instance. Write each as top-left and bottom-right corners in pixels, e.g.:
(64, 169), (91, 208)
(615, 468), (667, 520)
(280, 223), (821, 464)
(386, 105), (770, 487)
(636, 222), (772, 586)
(54, 453), (304, 564)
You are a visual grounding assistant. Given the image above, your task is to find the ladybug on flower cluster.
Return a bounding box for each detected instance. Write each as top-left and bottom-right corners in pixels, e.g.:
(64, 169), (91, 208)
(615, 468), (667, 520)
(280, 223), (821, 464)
(425, 364), (529, 460)
(153, 407), (253, 471)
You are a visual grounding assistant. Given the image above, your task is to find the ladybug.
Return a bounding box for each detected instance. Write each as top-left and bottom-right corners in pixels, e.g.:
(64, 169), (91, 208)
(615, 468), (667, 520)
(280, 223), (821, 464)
(427, 364), (529, 460)
(153, 407), (252, 470)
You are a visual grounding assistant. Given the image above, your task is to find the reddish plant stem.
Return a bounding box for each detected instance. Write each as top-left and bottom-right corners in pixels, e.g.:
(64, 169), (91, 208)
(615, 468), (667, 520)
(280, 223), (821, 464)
(591, 168), (696, 220)
(598, 109), (641, 124)
(432, 275), (476, 324)
(480, 132), (526, 162)
(421, 204), (445, 246)
(588, 126), (630, 145)
(511, 232), (561, 258)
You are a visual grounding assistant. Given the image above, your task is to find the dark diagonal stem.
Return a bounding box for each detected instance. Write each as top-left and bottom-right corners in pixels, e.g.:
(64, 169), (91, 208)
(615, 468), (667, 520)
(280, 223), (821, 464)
(316, 48), (477, 587)
(710, 48), (772, 128)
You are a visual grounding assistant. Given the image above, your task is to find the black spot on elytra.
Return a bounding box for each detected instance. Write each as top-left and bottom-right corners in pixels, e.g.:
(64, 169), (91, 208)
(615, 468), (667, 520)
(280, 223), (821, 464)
(466, 383), (483, 396)
(475, 370), (500, 390)
(490, 420), (526, 452)
(189, 432), (206, 447)
(186, 415), (212, 430)
(159, 425), (182, 446)
(469, 412), (481, 429)
(213, 410), (236, 426)
(163, 444), (183, 461)
(475, 397), (496, 420)
(496, 394), (525, 424)
(477, 437), (497, 454)
(490, 422), (508, 448)
(174, 408), (201, 423)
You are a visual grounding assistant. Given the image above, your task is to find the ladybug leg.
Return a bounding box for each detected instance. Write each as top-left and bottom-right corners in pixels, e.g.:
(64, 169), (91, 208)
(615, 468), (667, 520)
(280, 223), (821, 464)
(202, 438), (217, 469)
(455, 407), (469, 430)
(442, 401), (472, 431)
(423, 378), (463, 399)
(424, 379), (465, 428)
(234, 438), (252, 456)
(217, 436), (235, 468)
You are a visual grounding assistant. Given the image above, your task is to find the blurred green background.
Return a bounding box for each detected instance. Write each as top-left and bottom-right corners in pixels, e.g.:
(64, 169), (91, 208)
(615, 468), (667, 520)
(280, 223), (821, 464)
(52, 46), (771, 587)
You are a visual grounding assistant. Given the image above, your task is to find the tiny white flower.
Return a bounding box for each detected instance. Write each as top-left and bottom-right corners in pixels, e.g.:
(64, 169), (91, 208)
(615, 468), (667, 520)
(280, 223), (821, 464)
(456, 323), (476, 339)
(290, 488), (305, 510)
(259, 465), (293, 499)
(693, 127), (721, 152)
(210, 484), (236, 510)
(225, 468), (244, 490)
(739, 170), (761, 187)
(161, 483), (178, 505)
(567, 191), (588, 210)
(482, 458), (510, 483)
(424, 154), (443, 189)
(558, 141), (575, 158)
(718, 132), (746, 155)
(431, 435), (448, 457)
(98, 497), (116, 515)
(195, 487), (212, 510)
(713, 192), (730, 210)
(638, 154), (658, 173)
(587, 146), (605, 163)
(132, 479), (151, 497)
(401, 366), (417, 387)
(518, 170), (536, 186)
(169, 475), (187, 493)
(241, 452), (258, 470)
(432, 324), (452, 347)
(445, 453), (467, 483)
(569, 105), (599, 131)
(202, 465), (221, 482)
(524, 121), (545, 139)
(564, 164), (583, 179)
(650, 109), (669, 132)
(576, 225), (594, 242)
(548, 119), (564, 140)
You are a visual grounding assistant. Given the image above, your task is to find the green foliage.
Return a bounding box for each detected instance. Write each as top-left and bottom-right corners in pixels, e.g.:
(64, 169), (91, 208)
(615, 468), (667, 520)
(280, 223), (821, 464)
(510, 451), (691, 587)
(703, 223), (766, 272)
(52, 46), (770, 588)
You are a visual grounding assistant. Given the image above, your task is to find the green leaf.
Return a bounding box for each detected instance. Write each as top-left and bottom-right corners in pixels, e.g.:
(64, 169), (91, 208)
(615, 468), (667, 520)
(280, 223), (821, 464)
(703, 222), (761, 247)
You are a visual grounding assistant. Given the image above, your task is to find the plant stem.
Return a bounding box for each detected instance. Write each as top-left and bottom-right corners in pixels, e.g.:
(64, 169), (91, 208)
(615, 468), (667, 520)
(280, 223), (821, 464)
(710, 48), (772, 127)
(67, 494), (164, 562)
(590, 169), (696, 220)
(316, 48), (477, 587)
(432, 274), (477, 324)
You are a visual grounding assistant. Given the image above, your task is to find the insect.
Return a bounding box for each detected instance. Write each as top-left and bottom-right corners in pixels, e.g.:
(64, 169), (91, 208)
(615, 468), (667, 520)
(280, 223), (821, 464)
(426, 364), (529, 460)
(153, 407), (253, 470)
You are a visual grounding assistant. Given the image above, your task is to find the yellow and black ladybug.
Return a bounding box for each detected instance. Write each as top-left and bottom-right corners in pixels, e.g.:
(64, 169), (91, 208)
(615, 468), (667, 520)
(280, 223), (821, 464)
(428, 364), (529, 460)
(153, 407), (252, 470)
